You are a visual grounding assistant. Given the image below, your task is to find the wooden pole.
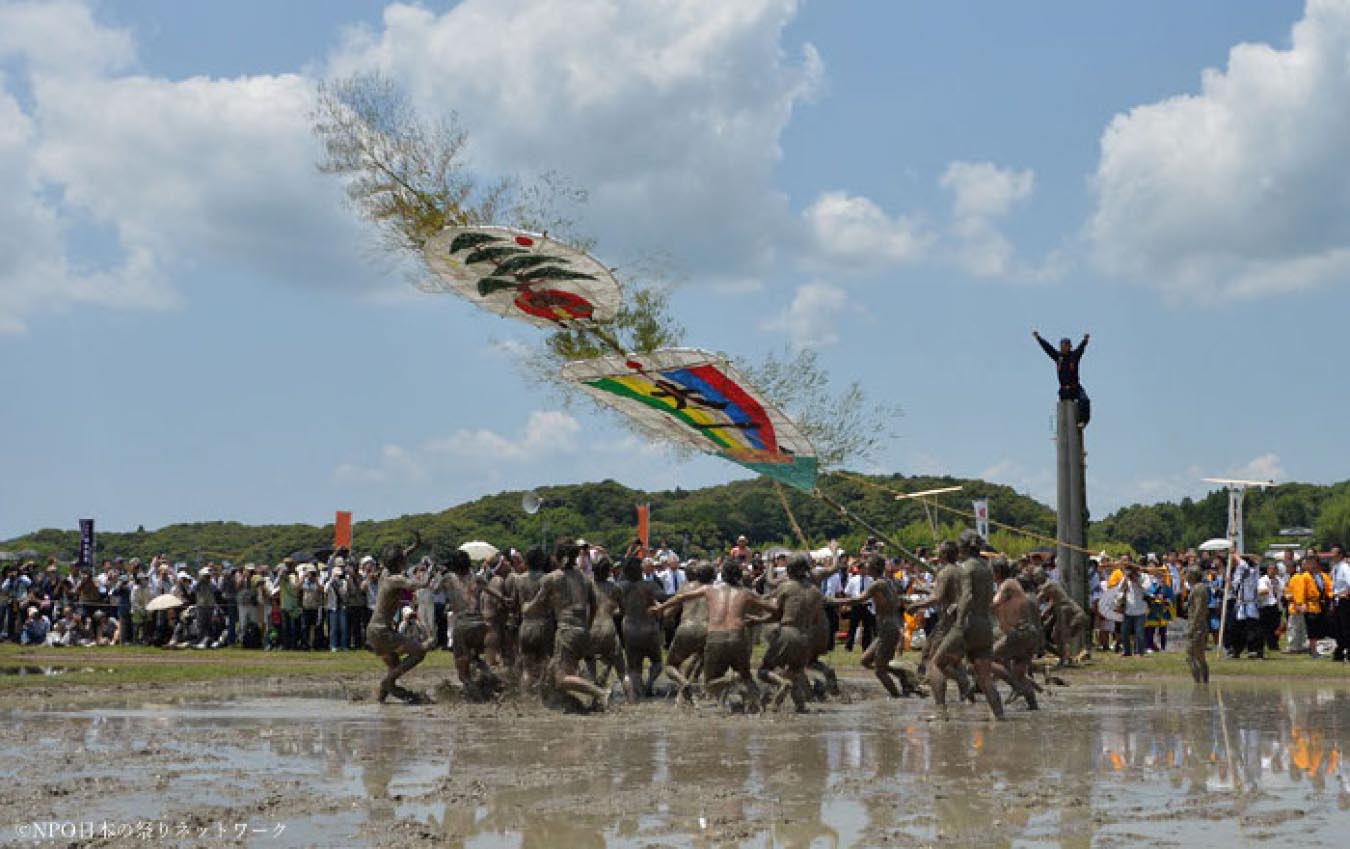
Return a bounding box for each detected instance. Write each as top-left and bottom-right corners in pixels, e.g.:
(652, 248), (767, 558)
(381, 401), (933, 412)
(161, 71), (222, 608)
(1056, 399), (1089, 655)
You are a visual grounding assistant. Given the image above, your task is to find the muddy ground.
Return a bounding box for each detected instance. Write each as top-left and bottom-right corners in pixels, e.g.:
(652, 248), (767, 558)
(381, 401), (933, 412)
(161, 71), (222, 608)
(1, 668), (1347, 848)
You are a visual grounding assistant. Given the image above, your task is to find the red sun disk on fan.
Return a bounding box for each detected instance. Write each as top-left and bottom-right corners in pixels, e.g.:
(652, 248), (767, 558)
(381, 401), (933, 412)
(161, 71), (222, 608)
(514, 289), (594, 321)
(515, 235), (535, 247)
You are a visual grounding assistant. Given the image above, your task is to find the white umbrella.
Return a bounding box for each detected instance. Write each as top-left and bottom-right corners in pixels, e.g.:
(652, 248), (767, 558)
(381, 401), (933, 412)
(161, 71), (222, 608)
(458, 541), (499, 562)
(1198, 538), (1233, 552)
(146, 593), (184, 612)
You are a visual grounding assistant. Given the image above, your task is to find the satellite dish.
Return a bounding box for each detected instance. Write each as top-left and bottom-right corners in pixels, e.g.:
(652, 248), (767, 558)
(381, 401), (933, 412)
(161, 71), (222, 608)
(522, 490), (543, 515)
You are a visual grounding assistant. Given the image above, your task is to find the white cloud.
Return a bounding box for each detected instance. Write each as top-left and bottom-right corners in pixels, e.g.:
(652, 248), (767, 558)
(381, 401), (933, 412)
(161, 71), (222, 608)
(939, 160), (1050, 279)
(329, 0), (822, 282)
(1116, 453), (1286, 509)
(0, 1), (388, 332)
(980, 459), (1054, 506)
(0, 0), (133, 74)
(760, 281), (848, 347)
(1229, 452), (1285, 484)
(801, 191), (930, 269)
(1089, 0), (1350, 300)
(335, 410), (581, 485)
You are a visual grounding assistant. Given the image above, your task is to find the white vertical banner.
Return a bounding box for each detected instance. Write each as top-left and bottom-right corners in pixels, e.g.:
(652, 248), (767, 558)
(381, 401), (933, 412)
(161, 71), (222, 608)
(972, 499), (990, 541)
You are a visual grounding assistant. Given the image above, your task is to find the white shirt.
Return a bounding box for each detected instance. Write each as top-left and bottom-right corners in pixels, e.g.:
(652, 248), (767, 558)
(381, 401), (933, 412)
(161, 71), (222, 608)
(1256, 575), (1279, 608)
(658, 567), (685, 597)
(845, 574), (874, 614)
(821, 572), (845, 598)
(1332, 560), (1350, 597)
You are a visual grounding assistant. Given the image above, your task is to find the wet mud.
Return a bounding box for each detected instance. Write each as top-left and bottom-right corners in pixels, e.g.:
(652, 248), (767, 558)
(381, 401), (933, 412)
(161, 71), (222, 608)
(1, 675), (1346, 848)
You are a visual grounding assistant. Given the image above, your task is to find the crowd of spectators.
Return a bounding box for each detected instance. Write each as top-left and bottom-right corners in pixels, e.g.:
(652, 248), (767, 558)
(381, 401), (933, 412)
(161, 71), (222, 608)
(1, 538), (1345, 663)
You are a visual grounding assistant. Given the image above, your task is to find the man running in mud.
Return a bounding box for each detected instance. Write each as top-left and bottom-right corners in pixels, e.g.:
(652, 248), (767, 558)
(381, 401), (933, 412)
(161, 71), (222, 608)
(990, 556), (1041, 710)
(482, 554), (514, 670)
(827, 555), (919, 698)
(586, 557), (627, 695)
(1185, 566), (1210, 684)
(929, 531), (1005, 721)
(912, 541), (974, 699)
(758, 554), (825, 712)
(444, 550), (508, 700)
(523, 541), (609, 710)
(508, 546), (553, 692)
(652, 559), (777, 710)
(618, 556), (666, 699)
(658, 561), (715, 703)
(1038, 573), (1089, 666)
(366, 533), (431, 704)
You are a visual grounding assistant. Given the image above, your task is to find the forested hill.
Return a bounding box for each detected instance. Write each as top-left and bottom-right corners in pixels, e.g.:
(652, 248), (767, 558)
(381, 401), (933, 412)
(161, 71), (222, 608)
(3, 473), (1056, 565)
(7, 474), (1346, 566)
(1091, 480), (1350, 554)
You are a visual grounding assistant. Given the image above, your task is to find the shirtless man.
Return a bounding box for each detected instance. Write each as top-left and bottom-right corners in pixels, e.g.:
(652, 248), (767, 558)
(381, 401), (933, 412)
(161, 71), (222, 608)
(443, 550), (508, 700)
(365, 534), (431, 704)
(587, 557), (628, 696)
(482, 555), (513, 670)
(1038, 576), (1089, 666)
(1184, 566), (1210, 684)
(522, 541), (608, 709)
(652, 559), (777, 711)
(930, 531), (1005, 721)
(827, 555), (915, 698)
(911, 542), (973, 700)
(990, 556), (1041, 710)
(758, 554), (824, 712)
(618, 557), (666, 699)
(508, 546), (554, 691)
(658, 561), (715, 702)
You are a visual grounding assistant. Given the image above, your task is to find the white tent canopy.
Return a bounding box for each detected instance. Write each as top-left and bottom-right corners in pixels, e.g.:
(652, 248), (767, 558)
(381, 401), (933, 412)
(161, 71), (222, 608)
(1197, 538), (1233, 552)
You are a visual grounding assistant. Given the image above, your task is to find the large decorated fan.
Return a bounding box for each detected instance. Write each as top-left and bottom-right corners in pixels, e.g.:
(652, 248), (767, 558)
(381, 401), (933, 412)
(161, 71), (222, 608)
(422, 226), (622, 328)
(561, 348), (819, 493)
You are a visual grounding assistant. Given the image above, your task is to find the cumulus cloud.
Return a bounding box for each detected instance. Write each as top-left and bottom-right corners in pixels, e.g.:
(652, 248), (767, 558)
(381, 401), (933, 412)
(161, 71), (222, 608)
(800, 160), (1055, 281)
(329, 0), (822, 282)
(801, 191), (931, 269)
(335, 410), (582, 485)
(760, 281), (848, 347)
(1089, 0), (1350, 300)
(0, 1), (395, 332)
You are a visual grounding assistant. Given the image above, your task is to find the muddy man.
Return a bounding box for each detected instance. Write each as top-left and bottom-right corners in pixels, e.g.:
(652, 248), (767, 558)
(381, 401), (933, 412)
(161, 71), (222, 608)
(653, 559), (777, 711)
(990, 556), (1041, 710)
(586, 557), (627, 691)
(826, 555), (915, 698)
(523, 541), (609, 710)
(1185, 566), (1210, 684)
(366, 533), (431, 704)
(758, 554), (825, 712)
(930, 531), (1005, 721)
(658, 561), (715, 703)
(508, 546), (554, 692)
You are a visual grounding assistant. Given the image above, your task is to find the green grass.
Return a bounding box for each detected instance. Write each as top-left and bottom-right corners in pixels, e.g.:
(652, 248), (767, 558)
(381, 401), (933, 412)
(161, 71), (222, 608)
(1, 640), (1343, 692)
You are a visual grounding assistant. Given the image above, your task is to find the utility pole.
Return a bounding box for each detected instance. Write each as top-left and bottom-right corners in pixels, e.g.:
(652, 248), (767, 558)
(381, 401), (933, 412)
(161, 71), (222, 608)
(1055, 400), (1089, 654)
(1204, 477), (1273, 650)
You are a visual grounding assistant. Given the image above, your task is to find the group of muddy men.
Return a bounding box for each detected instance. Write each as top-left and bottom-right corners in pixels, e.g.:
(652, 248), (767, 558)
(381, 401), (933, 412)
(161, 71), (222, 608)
(364, 530), (1108, 719)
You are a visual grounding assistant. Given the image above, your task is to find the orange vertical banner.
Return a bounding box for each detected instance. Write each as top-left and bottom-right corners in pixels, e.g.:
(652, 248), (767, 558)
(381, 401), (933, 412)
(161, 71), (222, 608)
(335, 511), (353, 550)
(636, 503), (650, 555)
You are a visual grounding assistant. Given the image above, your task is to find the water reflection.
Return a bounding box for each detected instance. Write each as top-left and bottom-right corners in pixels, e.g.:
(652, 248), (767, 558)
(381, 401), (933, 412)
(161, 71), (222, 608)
(4, 683), (1346, 848)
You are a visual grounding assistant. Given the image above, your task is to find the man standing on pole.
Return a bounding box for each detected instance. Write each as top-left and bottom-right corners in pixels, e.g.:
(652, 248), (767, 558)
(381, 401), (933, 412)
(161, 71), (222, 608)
(1033, 330), (1090, 426)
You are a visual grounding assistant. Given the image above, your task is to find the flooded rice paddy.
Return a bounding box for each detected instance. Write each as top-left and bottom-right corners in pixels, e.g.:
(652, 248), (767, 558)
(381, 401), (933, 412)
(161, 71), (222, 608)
(1, 679), (1346, 848)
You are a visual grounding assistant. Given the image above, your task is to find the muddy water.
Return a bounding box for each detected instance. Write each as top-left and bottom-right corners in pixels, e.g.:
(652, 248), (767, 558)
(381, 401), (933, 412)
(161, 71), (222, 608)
(2, 681), (1346, 848)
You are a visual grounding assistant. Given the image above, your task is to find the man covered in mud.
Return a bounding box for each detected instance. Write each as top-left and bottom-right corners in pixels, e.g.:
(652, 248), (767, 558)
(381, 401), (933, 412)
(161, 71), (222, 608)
(929, 531), (1004, 721)
(444, 550), (508, 700)
(482, 554), (514, 670)
(1185, 566), (1210, 684)
(657, 561), (715, 702)
(618, 556), (666, 699)
(523, 541), (609, 710)
(1037, 573), (1089, 666)
(508, 546), (554, 692)
(990, 556), (1041, 710)
(586, 556), (627, 695)
(911, 541), (973, 698)
(826, 554), (919, 698)
(758, 554), (825, 712)
(366, 533), (431, 704)
(652, 559), (777, 710)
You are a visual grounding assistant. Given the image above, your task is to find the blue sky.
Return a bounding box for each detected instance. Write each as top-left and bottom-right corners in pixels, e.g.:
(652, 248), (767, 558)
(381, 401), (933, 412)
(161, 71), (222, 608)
(2, 0), (1346, 538)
